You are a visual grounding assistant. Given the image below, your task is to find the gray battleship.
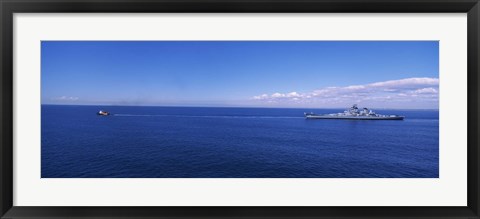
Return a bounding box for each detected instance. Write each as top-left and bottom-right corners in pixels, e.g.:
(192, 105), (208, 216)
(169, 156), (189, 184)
(304, 104), (404, 120)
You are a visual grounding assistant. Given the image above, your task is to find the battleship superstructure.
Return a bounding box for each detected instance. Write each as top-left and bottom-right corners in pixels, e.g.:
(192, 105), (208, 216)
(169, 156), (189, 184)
(304, 104), (404, 120)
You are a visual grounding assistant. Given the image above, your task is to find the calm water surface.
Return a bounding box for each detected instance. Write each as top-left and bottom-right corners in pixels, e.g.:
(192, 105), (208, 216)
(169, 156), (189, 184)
(41, 105), (439, 178)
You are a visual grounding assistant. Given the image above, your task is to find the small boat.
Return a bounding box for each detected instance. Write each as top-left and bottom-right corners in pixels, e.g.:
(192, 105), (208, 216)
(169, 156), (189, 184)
(97, 110), (110, 116)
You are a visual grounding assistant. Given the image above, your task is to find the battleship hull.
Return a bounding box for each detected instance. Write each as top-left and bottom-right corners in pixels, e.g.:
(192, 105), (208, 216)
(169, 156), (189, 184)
(305, 115), (404, 120)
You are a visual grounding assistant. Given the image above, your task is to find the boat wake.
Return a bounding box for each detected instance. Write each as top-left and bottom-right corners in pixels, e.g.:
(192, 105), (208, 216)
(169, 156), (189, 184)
(112, 114), (301, 119)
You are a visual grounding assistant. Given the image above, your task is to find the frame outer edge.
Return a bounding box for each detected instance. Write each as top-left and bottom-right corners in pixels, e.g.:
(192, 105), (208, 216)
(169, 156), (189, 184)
(467, 1), (480, 217)
(0, 0), (13, 218)
(1, 0), (480, 219)
(471, 1), (480, 217)
(1, 0), (5, 216)
(477, 3), (480, 216)
(0, 0), (2, 216)
(0, 0), (3, 216)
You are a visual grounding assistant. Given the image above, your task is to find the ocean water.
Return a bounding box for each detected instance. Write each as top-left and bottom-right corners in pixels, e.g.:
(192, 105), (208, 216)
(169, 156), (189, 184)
(41, 105), (439, 178)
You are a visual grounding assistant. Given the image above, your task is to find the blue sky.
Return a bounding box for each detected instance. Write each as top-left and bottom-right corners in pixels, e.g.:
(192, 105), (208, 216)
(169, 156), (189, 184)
(41, 41), (439, 109)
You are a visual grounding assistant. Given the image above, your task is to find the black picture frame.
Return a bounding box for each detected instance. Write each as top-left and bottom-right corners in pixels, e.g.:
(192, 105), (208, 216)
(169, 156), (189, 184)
(1, 0), (479, 218)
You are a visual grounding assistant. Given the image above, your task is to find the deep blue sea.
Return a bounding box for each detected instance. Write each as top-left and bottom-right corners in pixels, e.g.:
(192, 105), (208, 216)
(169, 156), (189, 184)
(41, 105), (439, 178)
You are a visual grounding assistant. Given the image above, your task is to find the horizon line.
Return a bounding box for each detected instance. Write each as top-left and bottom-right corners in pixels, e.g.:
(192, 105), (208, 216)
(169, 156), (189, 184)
(41, 103), (440, 111)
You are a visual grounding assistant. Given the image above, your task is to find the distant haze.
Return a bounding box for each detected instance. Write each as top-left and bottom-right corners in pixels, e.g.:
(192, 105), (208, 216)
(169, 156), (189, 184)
(42, 41), (439, 109)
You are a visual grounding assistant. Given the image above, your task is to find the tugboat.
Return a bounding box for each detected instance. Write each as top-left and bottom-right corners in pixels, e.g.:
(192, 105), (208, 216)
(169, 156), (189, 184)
(97, 110), (110, 116)
(305, 104), (404, 120)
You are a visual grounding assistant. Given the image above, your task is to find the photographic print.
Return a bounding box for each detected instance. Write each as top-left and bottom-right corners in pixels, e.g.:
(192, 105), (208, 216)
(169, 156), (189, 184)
(41, 41), (439, 178)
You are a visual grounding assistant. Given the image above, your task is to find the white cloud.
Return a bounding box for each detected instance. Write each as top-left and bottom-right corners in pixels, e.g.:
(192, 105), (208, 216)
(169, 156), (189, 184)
(253, 94), (269, 100)
(52, 96), (79, 101)
(252, 77), (439, 108)
(271, 93), (285, 98)
(369, 77), (438, 88)
(286, 92), (301, 97)
(413, 87), (438, 94)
